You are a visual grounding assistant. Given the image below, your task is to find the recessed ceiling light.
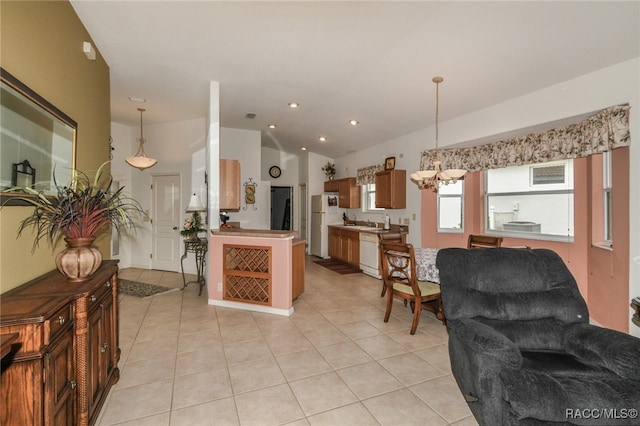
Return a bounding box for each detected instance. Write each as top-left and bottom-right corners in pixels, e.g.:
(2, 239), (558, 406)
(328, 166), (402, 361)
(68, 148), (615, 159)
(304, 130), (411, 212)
(128, 97), (146, 103)
(301, 147), (307, 151)
(318, 136), (327, 142)
(288, 102), (299, 108)
(268, 124), (277, 129)
(349, 119), (359, 126)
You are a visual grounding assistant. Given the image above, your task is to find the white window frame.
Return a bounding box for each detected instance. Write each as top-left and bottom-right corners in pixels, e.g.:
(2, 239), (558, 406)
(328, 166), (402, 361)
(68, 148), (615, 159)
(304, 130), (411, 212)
(437, 180), (464, 233)
(603, 151), (613, 244)
(484, 160), (574, 242)
(361, 183), (384, 213)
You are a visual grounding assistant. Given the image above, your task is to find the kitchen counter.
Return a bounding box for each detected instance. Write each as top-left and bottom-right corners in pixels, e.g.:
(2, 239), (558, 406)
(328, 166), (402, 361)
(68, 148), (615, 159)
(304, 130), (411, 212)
(211, 228), (298, 238)
(208, 229), (302, 316)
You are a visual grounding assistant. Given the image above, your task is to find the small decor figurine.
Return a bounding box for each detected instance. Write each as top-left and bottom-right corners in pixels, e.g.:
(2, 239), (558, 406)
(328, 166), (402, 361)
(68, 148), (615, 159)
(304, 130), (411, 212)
(321, 162), (336, 180)
(181, 211), (205, 240)
(3, 162), (145, 282)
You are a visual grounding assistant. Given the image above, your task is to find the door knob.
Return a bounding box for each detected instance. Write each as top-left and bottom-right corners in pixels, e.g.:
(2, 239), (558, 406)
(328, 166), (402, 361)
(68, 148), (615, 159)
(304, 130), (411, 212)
(173, 226), (178, 230)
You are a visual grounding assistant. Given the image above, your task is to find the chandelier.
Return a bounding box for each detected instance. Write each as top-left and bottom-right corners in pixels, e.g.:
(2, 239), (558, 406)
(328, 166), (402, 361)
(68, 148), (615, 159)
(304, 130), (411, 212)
(411, 76), (466, 192)
(125, 108), (158, 171)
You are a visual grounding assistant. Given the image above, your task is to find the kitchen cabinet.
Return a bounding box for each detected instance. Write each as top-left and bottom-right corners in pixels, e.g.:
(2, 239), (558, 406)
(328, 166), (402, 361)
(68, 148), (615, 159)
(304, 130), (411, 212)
(328, 227), (360, 267)
(375, 169), (406, 209)
(0, 261), (120, 426)
(292, 239), (306, 301)
(324, 178), (360, 208)
(220, 159), (240, 210)
(338, 178), (360, 209)
(324, 179), (340, 193)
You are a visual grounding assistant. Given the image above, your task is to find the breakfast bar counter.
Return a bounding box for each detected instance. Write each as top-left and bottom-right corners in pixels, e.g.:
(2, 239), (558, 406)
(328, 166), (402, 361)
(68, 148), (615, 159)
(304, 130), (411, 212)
(209, 229), (303, 316)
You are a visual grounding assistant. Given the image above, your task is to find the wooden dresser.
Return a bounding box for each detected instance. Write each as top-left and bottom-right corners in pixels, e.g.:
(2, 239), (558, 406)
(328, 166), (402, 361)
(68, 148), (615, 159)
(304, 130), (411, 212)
(1, 261), (120, 426)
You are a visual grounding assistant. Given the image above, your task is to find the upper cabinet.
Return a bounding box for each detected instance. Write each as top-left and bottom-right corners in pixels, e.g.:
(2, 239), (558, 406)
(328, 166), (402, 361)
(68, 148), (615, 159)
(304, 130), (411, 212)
(338, 177), (360, 208)
(375, 170), (406, 209)
(324, 179), (340, 193)
(324, 177), (360, 208)
(220, 159), (240, 210)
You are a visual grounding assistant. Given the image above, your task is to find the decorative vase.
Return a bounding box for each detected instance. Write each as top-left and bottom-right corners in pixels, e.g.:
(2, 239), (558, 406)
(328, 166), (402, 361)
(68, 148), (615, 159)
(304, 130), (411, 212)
(55, 237), (102, 282)
(328, 175), (334, 181)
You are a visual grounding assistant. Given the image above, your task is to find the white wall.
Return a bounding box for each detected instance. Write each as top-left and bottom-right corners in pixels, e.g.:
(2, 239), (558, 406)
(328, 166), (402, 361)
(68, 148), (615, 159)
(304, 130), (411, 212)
(334, 58), (640, 334)
(307, 152), (334, 197)
(220, 127), (268, 229)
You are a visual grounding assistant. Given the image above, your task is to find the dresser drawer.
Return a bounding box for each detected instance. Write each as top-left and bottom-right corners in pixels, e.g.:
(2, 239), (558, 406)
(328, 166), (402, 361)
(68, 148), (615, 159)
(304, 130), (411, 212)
(88, 278), (114, 307)
(47, 303), (73, 343)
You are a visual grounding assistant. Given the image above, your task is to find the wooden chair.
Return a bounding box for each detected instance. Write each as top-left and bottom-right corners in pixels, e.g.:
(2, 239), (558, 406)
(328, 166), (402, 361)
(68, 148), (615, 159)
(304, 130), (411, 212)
(378, 232), (405, 297)
(467, 234), (503, 249)
(380, 241), (445, 334)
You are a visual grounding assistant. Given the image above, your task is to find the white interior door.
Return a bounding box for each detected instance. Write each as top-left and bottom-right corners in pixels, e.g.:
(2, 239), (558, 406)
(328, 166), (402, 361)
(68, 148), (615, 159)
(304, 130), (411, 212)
(152, 174), (181, 271)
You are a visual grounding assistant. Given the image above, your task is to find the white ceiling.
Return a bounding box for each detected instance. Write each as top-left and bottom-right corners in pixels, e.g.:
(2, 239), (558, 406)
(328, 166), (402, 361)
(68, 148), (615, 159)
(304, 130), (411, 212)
(70, 1), (639, 158)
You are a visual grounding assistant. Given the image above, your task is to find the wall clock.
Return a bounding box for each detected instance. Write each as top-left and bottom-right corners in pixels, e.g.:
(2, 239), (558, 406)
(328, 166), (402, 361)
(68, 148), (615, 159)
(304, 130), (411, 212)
(269, 165), (281, 178)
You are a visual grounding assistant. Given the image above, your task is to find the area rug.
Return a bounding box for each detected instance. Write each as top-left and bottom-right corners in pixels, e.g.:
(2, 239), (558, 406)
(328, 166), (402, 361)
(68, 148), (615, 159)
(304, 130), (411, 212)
(314, 259), (362, 275)
(118, 279), (179, 298)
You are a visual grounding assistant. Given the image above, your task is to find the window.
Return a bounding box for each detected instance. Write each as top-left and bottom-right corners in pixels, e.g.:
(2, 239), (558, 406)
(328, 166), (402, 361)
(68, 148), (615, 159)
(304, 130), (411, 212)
(485, 160), (574, 240)
(603, 151), (612, 243)
(438, 180), (463, 232)
(362, 183), (383, 212)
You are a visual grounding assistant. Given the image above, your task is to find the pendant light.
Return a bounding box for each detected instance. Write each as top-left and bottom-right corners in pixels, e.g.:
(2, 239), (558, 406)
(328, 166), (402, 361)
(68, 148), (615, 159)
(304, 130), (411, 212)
(125, 108), (157, 171)
(411, 76), (466, 192)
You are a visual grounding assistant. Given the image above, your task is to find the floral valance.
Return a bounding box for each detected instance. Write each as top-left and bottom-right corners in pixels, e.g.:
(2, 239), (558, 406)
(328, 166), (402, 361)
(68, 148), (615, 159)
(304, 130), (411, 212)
(420, 104), (630, 173)
(356, 164), (384, 186)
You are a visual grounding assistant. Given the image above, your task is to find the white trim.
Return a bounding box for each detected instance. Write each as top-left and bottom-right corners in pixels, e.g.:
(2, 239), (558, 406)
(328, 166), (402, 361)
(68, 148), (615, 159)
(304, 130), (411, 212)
(207, 298), (294, 317)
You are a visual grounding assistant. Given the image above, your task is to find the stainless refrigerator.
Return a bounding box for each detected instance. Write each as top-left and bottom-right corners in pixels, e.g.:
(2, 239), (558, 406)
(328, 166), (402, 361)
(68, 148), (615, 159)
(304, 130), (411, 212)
(310, 194), (342, 258)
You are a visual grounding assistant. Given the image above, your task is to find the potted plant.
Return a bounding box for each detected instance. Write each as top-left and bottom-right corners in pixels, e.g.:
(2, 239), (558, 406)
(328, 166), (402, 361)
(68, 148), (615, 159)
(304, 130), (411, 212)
(321, 162), (336, 180)
(3, 162), (145, 282)
(180, 211), (205, 240)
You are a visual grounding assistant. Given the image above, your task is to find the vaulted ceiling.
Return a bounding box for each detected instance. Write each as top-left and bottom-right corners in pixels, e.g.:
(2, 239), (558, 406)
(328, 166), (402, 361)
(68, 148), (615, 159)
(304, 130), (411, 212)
(70, 1), (640, 158)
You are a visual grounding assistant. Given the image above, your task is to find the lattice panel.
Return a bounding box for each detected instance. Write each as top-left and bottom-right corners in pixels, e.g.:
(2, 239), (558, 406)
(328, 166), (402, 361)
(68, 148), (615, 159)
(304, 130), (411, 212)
(225, 246), (270, 272)
(225, 276), (270, 304)
(223, 244), (272, 306)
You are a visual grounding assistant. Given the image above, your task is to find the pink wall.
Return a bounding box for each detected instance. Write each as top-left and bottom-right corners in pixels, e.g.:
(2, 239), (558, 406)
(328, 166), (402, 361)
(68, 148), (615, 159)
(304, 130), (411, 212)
(209, 235), (293, 312)
(421, 150), (630, 332)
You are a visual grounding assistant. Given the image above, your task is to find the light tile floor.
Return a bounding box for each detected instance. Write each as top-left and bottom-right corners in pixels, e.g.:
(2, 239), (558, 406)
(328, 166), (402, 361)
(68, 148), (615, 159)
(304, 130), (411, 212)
(96, 256), (478, 426)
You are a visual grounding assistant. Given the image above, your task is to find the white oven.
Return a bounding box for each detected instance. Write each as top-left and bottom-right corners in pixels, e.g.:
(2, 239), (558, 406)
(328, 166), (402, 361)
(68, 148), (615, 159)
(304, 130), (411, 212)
(359, 232), (380, 279)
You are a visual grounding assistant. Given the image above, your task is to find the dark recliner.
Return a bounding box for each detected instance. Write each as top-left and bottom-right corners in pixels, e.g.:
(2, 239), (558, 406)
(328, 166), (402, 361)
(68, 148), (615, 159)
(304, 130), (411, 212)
(436, 248), (640, 425)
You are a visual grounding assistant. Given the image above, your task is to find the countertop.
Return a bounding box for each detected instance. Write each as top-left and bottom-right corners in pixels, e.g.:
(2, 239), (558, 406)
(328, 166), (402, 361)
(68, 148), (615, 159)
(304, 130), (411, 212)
(328, 224), (398, 234)
(210, 228), (299, 239)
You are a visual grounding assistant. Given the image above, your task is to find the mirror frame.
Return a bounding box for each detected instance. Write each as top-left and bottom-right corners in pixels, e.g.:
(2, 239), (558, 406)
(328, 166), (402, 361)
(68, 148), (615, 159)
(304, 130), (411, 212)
(1, 67), (77, 206)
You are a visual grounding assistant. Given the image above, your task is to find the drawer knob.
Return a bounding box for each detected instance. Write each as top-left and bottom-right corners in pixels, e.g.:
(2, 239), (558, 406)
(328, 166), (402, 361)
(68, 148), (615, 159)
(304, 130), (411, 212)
(90, 295), (97, 302)
(70, 380), (77, 390)
(58, 316), (65, 325)
(100, 342), (109, 353)
(105, 281), (112, 288)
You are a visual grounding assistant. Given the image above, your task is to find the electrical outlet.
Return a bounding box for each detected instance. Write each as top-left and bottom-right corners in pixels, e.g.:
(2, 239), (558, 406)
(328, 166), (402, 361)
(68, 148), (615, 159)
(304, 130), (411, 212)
(403, 218), (410, 225)
(412, 213), (416, 221)
(217, 282), (222, 292)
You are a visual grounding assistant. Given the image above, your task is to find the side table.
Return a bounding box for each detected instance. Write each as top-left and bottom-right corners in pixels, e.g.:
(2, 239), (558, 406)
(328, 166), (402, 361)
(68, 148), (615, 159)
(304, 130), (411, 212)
(181, 237), (208, 295)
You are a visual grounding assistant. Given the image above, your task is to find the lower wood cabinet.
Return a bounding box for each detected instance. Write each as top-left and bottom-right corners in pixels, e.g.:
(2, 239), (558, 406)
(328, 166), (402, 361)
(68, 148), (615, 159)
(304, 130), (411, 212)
(292, 240), (306, 301)
(328, 227), (360, 267)
(1, 261), (120, 426)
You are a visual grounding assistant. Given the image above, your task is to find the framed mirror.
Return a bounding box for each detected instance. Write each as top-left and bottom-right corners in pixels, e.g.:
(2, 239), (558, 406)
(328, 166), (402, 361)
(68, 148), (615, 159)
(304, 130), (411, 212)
(1, 67), (76, 201)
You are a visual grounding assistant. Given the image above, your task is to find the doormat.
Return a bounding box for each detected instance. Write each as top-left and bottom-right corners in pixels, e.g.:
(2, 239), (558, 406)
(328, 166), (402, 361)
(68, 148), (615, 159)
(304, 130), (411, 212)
(118, 279), (179, 298)
(314, 259), (362, 275)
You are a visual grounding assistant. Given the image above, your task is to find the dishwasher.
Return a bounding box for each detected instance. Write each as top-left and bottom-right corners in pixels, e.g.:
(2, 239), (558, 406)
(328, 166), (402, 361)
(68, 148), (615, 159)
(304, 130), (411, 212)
(359, 232), (381, 279)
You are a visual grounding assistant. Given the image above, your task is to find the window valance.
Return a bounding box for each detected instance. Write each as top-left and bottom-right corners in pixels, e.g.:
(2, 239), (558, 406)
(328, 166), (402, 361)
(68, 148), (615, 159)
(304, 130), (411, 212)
(356, 164), (384, 186)
(419, 104), (630, 173)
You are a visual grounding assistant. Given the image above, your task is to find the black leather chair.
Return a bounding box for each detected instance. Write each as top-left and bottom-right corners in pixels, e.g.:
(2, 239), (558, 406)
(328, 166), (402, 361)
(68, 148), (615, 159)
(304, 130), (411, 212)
(436, 247), (640, 425)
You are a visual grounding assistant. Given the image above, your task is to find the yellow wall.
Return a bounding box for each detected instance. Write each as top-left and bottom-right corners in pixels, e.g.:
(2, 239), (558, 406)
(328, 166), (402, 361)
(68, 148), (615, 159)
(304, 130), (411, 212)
(0, 1), (111, 292)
